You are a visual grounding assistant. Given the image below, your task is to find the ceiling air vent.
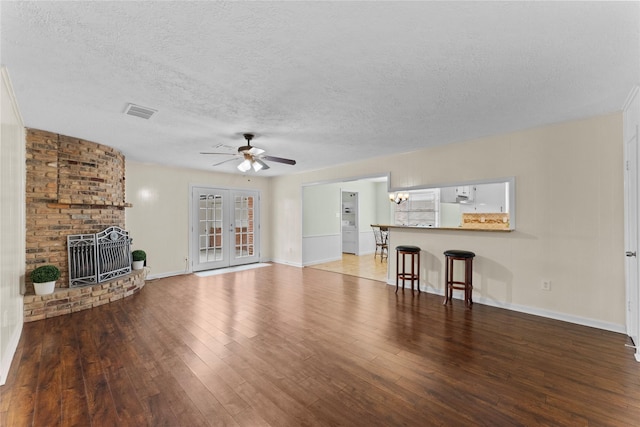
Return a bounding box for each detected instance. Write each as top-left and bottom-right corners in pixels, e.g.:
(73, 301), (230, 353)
(124, 103), (157, 120)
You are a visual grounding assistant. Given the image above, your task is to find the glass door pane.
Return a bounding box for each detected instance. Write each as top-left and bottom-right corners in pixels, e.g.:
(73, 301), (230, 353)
(230, 192), (260, 266)
(193, 188), (229, 271)
(200, 194), (223, 262)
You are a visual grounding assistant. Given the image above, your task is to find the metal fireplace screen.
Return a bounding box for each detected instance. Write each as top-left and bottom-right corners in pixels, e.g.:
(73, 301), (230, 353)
(67, 226), (132, 288)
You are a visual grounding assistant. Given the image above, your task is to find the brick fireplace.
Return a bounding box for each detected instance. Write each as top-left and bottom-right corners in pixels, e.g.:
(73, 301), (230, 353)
(25, 129), (133, 294)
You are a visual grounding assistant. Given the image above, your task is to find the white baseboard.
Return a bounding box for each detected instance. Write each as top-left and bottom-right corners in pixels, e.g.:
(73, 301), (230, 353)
(146, 270), (188, 280)
(478, 297), (626, 334)
(270, 258), (303, 268)
(386, 281), (626, 334)
(358, 250), (376, 256)
(303, 256), (342, 266)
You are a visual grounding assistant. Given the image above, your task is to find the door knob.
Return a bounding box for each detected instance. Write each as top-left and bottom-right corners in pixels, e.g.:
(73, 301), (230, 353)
(626, 251), (637, 257)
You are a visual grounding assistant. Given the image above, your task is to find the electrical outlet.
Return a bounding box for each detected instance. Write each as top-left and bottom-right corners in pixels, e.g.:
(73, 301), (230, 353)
(542, 280), (551, 291)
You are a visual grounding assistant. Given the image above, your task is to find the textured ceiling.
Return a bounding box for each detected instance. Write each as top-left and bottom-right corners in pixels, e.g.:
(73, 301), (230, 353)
(1, 1), (639, 176)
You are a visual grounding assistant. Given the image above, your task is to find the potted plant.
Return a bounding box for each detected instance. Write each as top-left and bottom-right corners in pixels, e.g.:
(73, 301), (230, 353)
(132, 249), (146, 270)
(30, 265), (60, 295)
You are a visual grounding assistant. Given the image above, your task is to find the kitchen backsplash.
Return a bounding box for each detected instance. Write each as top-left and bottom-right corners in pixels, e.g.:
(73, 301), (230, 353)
(461, 213), (510, 229)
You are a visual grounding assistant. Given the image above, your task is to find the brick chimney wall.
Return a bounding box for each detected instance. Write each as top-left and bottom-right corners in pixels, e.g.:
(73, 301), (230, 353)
(25, 129), (128, 293)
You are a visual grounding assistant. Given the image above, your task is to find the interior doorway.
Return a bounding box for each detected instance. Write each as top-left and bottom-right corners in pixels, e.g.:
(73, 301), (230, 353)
(302, 174), (391, 282)
(191, 186), (260, 272)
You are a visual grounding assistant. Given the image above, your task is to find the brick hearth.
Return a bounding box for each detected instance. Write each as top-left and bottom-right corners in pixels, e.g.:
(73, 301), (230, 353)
(23, 269), (146, 322)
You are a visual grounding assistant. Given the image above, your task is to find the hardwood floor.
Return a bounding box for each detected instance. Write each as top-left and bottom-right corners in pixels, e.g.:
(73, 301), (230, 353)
(1, 263), (639, 426)
(308, 253), (389, 282)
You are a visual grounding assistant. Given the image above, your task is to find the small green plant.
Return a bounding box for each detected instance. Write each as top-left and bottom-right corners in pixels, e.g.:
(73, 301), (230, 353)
(30, 265), (61, 283)
(132, 250), (146, 262)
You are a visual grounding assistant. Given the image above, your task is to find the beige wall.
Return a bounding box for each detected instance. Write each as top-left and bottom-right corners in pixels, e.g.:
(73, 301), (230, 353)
(125, 161), (272, 277)
(125, 113), (624, 330)
(0, 67), (25, 385)
(273, 113), (625, 330)
(374, 181), (392, 225)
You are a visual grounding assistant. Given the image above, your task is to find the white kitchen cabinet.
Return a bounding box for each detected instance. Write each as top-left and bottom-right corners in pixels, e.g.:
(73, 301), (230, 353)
(455, 186), (474, 201)
(342, 228), (357, 254)
(440, 186), (457, 203)
(473, 183), (506, 213)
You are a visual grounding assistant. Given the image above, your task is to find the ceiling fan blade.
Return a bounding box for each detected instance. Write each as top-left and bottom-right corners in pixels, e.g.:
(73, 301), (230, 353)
(211, 157), (239, 167)
(248, 147), (265, 156)
(262, 155), (296, 165)
(254, 158), (270, 170)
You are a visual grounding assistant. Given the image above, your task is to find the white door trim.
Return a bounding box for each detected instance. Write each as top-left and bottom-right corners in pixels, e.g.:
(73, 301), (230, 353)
(189, 185), (261, 273)
(623, 85), (640, 361)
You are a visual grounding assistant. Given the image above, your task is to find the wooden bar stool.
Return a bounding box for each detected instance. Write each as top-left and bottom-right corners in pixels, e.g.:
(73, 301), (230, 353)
(395, 245), (421, 293)
(443, 250), (475, 307)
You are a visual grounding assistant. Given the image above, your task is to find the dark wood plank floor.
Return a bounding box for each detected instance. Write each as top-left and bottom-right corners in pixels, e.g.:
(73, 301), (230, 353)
(1, 263), (639, 426)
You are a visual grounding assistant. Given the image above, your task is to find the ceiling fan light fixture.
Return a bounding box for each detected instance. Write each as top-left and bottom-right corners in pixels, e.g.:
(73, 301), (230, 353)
(252, 160), (263, 172)
(237, 159), (252, 172)
(389, 192), (409, 204)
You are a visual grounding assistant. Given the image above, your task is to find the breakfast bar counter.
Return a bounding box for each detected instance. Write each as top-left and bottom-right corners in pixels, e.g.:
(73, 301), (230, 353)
(372, 224), (513, 232)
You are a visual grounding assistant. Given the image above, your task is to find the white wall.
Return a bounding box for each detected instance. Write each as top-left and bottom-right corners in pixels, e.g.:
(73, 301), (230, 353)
(0, 67), (25, 385)
(125, 161), (272, 277)
(272, 113), (626, 331)
(303, 182), (341, 236)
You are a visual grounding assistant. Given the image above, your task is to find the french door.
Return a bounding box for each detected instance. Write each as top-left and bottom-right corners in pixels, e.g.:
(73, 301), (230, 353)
(191, 187), (260, 272)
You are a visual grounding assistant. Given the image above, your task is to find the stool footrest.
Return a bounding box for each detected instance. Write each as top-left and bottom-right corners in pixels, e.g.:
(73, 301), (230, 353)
(448, 281), (468, 286)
